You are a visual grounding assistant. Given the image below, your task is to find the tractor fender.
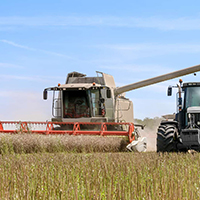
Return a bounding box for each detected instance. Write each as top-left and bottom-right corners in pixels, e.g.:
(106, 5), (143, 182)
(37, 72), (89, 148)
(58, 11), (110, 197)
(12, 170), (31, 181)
(160, 120), (179, 129)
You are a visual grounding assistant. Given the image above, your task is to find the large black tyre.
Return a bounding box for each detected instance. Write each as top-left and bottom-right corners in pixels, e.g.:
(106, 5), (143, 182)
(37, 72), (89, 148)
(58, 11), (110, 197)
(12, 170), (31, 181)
(157, 124), (178, 152)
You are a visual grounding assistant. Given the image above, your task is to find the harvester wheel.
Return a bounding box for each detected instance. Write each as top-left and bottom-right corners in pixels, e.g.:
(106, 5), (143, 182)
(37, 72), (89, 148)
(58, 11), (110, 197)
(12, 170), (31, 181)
(157, 124), (178, 152)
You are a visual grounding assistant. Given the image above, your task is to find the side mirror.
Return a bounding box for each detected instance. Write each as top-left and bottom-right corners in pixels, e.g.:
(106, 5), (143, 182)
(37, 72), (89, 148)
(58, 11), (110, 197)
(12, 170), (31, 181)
(43, 90), (48, 100)
(167, 86), (172, 96)
(107, 89), (111, 98)
(100, 97), (105, 103)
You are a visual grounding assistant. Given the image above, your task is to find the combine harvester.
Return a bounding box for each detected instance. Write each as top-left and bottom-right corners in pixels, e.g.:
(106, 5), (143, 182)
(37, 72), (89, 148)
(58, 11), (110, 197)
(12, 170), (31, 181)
(1, 64), (200, 152)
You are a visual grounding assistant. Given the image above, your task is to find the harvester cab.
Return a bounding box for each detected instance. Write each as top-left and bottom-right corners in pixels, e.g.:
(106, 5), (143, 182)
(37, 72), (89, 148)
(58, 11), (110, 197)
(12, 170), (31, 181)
(43, 71), (133, 123)
(157, 78), (200, 152)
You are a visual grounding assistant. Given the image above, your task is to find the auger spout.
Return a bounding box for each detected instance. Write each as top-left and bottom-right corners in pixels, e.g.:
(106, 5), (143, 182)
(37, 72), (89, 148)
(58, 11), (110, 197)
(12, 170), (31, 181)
(114, 64), (200, 96)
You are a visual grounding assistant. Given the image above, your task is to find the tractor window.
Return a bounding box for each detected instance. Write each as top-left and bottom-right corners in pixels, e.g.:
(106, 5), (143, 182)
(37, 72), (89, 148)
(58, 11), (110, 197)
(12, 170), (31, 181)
(185, 87), (200, 108)
(63, 90), (90, 118)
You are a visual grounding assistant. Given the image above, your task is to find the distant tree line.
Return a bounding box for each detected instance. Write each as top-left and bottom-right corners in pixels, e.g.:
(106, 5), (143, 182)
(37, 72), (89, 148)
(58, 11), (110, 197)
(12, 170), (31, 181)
(134, 117), (163, 130)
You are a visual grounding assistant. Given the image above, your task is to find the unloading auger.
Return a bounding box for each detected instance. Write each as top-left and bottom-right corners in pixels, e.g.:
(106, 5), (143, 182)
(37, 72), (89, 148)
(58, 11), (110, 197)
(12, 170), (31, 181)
(1, 64), (200, 152)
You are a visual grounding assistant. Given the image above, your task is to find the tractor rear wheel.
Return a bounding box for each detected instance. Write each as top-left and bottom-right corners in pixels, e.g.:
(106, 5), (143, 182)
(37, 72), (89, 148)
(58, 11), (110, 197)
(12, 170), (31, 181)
(157, 124), (178, 152)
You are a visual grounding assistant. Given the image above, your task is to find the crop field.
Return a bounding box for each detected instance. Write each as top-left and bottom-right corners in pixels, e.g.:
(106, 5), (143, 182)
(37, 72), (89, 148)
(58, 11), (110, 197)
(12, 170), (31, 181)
(0, 151), (200, 199)
(0, 133), (199, 199)
(0, 134), (129, 154)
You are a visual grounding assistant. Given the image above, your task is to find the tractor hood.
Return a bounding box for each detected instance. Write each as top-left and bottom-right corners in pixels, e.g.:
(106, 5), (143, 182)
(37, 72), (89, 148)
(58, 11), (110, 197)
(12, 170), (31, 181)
(187, 106), (200, 114)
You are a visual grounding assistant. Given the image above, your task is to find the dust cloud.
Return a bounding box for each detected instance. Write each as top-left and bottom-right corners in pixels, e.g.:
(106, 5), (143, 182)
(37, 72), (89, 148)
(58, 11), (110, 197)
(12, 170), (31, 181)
(140, 128), (157, 151)
(135, 118), (162, 152)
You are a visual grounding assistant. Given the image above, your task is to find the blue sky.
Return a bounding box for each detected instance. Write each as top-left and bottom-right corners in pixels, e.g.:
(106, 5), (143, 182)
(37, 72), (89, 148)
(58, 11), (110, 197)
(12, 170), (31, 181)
(1, 0), (200, 121)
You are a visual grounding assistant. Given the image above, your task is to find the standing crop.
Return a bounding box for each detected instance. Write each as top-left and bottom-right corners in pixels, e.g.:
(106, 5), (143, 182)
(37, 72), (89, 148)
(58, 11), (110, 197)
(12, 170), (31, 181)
(0, 152), (200, 199)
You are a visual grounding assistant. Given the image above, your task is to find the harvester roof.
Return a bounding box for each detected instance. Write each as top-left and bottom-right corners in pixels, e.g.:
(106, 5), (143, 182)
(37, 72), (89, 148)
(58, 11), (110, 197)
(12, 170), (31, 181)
(66, 71), (105, 85)
(59, 83), (102, 89)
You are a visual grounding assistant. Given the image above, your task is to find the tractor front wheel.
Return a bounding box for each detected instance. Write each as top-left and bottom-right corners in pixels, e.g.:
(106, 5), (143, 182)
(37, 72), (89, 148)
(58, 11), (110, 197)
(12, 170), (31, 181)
(157, 124), (178, 152)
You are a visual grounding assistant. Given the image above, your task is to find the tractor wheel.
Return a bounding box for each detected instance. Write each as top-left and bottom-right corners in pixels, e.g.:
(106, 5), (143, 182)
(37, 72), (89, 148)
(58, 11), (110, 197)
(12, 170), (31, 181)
(157, 124), (178, 152)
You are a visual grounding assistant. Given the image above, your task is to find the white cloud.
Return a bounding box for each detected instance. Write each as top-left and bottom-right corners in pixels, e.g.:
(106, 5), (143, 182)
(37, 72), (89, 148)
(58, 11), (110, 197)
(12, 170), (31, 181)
(99, 43), (200, 54)
(0, 63), (24, 69)
(1, 15), (200, 30)
(0, 74), (46, 82)
(1, 39), (35, 50)
(0, 74), (63, 82)
(99, 64), (171, 73)
(0, 39), (72, 58)
(94, 43), (200, 60)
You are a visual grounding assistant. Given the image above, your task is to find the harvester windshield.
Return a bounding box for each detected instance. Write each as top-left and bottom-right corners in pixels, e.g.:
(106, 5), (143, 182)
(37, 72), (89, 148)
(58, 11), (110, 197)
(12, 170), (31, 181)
(63, 90), (90, 118)
(63, 88), (104, 118)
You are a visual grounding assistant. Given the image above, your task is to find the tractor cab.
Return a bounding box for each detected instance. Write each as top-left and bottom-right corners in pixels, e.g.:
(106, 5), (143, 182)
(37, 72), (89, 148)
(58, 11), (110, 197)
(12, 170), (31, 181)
(182, 83), (200, 128)
(167, 81), (200, 129)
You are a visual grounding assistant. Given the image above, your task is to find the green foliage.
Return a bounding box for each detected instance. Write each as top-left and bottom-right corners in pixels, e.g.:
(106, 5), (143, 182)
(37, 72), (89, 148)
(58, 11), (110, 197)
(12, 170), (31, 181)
(0, 152), (200, 199)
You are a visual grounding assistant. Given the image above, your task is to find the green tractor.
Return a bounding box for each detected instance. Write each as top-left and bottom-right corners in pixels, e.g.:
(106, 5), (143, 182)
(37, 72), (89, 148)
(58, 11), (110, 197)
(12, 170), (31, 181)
(157, 78), (200, 152)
